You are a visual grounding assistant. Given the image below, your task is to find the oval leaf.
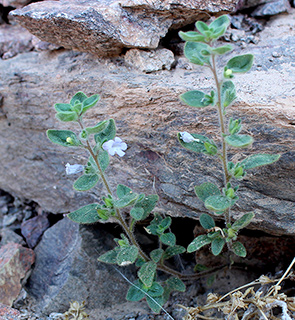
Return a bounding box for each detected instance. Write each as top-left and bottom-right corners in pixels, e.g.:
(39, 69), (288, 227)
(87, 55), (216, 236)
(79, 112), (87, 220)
(55, 111), (78, 122)
(178, 133), (210, 153)
(166, 277), (186, 292)
(150, 249), (164, 263)
(98, 247), (120, 264)
(226, 54), (254, 73)
(211, 238), (225, 256)
(187, 235), (211, 253)
(241, 153), (281, 170)
(126, 280), (146, 301)
(133, 194), (159, 220)
(73, 174), (99, 191)
(205, 195), (232, 212)
(221, 81), (236, 108)
(70, 91), (87, 106)
(180, 90), (211, 108)
(232, 241), (247, 257)
(232, 212), (254, 231)
(138, 261), (157, 288)
(94, 119), (116, 144)
(130, 207), (145, 220)
(85, 120), (108, 134)
(47, 129), (82, 147)
(209, 15), (230, 31)
(179, 31), (205, 42)
(184, 42), (211, 66)
(225, 134), (253, 148)
(199, 213), (215, 229)
(54, 103), (72, 113)
(212, 44), (233, 55)
(163, 245), (185, 259)
(67, 203), (101, 224)
(116, 245), (139, 266)
(195, 182), (221, 202)
(160, 232), (176, 246)
(82, 94), (100, 114)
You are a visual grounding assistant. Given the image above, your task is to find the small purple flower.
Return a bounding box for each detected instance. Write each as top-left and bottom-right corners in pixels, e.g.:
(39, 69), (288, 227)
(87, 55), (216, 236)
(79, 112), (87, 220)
(102, 137), (127, 157)
(179, 132), (200, 143)
(65, 163), (84, 175)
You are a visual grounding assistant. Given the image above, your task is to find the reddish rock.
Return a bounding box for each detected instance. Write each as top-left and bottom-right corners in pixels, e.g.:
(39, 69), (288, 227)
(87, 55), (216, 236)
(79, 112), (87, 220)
(0, 243), (35, 306)
(0, 303), (20, 320)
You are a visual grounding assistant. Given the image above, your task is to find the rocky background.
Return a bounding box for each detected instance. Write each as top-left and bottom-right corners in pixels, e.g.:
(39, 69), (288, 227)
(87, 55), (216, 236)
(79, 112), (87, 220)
(0, 0), (295, 319)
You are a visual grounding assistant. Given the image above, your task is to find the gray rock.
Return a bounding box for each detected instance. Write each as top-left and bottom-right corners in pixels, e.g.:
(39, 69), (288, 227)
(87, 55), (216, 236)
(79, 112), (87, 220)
(125, 49), (175, 73)
(0, 0), (31, 8)
(251, 0), (291, 16)
(0, 12), (294, 236)
(236, 0), (274, 10)
(26, 218), (138, 315)
(9, 0), (237, 57)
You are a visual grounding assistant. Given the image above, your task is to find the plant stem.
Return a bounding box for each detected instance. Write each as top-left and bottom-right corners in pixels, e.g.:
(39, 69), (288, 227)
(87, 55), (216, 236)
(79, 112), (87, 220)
(210, 55), (231, 225)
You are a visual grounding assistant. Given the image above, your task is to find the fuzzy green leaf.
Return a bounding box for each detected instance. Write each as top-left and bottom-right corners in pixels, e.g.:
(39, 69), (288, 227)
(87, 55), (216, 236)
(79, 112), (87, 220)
(97, 149), (109, 172)
(195, 21), (209, 34)
(195, 182), (221, 202)
(148, 282), (164, 297)
(85, 120), (108, 135)
(180, 90), (212, 108)
(212, 44), (233, 55)
(55, 111), (78, 122)
(209, 15), (230, 32)
(163, 245), (185, 259)
(232, 241), (247, 257)
(133, 195), (159, 220)
(232, 212), (254, 231)
(179, 31), (205, 42)
(150, 249), (164, 263)
(54, 103), (72, 113)
(126, 280), (146, 301)
(114, 193), (139, 208)
(205, 195), (232, 212)
(70, 92), (87, 106)
(138, 261), (157, 288)
(221, 81), (237, 108)
(82, 94), (100, 114)
(166, 277), (186, 292)
(73, 174), (99, 191)
(199, 213), (215, 229)
(225, 134), (253, 148)
(67, 203), (101, 224)
(160, 232), (176, 246)
(47, 130), (82, 147)
(98, 247), (120, 264)
(117, 184), (132, 198)
(241, 153), (281, 170)
(116, 245), (139, 266)
(226, 54), (254, 73)
(187, 235), (211, 253)
(146, 295), (165, 314)
(130, 207), (145, 220)
(184, 42), (211, 66)
(94, 119), (116, 144)
(178, 133), (210, 154)
(211, 238), (225, 256)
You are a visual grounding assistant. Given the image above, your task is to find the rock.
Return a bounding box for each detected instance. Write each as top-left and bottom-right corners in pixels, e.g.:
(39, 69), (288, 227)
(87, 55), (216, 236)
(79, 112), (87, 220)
(0, 0), (31, 9)
(125, 48), (175, 73)
(236, 0), (273, 10)
(21, 214), (50, 248)
(0, 303), (21, 320)
(0, 243), (35, 306)
(0, 24), (33, 59)
(26, 218), (141, 315)
(0, 228), (26, 247)
(251, 0), (291, 16)
(10, 0), (237, 57)
(0, 12), (294, 237)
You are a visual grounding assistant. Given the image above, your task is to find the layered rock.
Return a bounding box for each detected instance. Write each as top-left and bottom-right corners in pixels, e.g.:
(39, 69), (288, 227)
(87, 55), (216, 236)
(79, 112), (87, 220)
(10, 0), (237, 57)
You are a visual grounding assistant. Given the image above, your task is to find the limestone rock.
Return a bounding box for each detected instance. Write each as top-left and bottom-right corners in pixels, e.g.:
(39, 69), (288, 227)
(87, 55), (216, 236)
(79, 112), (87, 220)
(10, 0), (237, 57)
(0, 12), (294, 236)
(26, 218), (139, 315)
(0, 243), (35, 306)
(125, 48), (175, 73)
(251, 0), (291, 16)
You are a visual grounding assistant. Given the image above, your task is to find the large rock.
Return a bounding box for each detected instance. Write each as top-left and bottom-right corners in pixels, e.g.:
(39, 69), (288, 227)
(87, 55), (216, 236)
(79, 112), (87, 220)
(0, 12), (294, 236)
(10, 0), (237, 57)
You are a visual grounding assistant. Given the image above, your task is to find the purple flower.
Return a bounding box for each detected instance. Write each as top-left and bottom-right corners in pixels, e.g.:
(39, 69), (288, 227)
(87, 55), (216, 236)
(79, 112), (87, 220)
(102, 137), (127, 157)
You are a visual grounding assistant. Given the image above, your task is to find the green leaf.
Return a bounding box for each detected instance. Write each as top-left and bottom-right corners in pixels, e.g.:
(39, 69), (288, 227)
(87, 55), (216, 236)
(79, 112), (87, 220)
(130, 207), (145, 220)
(73, 174), (99, 191)
(199, 213), (215, 229)
(133, 195), (159, 220)
(97, 149), (110, 172)
(178, 133), (210, 153)
(98, 247), (120, 264)
(150, 249), (164, 263)
(232, 212), (255, 231)
(85, 120), (108, 135)
(205, 195), (232, 212)
(187, 235), (211, 253)
(54, 103), (72, 113)
(163, 245), (185, 259)
(67, 203), (101, 224)
(94, 119), (116, 145)
(160, 233), (176, 246)
(146, 295), (165, 313)
(117, 184), (132, 198)
(211, 238), (225, 256)
(148, 282), (164, 297)
(184, 42), (211, 66)
(55, 111), (79, 122)
(180, 90), (212, 108)
(70, 91), (87, 106)
(225, 134), (253, 148)
(209, 15), (230, 31)
(221, 81), (236, 108)
(226, 54), (254, 73)
(159, 217), (172, 231)
(82, 94), (100, 114)
(166, 277), (186, 292)
(212, 44), (233, 55)
(195, 182), (221, 202)
(195, 21), (209, 34)
(138, 261), (157, 288)
(126, 280), (145, 301)
(47, 129), (82, 147)
(232, 241), (247, 257)
(241, 153), (281, 170)
(179, 31), (205, 42)
(114, 192), (139, 208)
(116, 245), (139, 266)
